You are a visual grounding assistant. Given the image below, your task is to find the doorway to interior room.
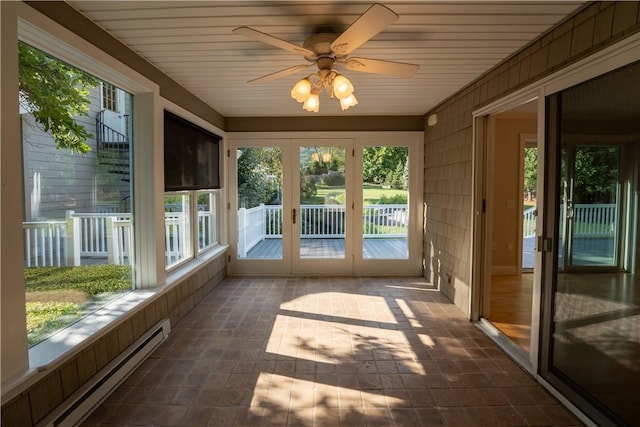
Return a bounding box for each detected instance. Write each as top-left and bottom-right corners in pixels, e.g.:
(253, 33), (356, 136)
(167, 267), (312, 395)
(478, 100), (538, 358)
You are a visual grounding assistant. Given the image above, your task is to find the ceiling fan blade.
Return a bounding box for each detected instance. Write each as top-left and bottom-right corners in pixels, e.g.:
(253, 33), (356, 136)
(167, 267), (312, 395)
(248, 64), (313, 84)
(233, 26), (314, 57)
(330, 4), (398, 56)
(343, 57), (419, 78)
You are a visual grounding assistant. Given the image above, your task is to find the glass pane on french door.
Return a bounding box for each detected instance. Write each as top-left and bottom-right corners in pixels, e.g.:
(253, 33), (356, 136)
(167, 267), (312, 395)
(298, 146), (346, 259)
(564, 146), (620, 268)
(236, 146), (283, 259)
(362, 146), (409, 259)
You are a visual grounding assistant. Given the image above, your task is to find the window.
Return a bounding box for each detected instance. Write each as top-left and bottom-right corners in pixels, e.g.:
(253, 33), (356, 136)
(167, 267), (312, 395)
(163, 111), (221, 269)
(19, 42), (135, 347)
(101, 82), (118, 112)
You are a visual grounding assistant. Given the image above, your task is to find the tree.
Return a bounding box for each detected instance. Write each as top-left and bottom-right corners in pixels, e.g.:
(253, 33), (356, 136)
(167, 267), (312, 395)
(363, 146), (408, 186)
(18, 42), (99, 154)
(237, 147), (280, 208)
(572, 146), (619, 203)
(523, 147), (537, 200)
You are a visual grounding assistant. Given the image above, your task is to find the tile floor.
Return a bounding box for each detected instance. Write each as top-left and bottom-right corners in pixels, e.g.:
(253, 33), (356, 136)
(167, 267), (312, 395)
(83, 276), (582, 426)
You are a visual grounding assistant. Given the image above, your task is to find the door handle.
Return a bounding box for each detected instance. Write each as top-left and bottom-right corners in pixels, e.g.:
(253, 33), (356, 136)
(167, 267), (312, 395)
(292, 208), (297, 224)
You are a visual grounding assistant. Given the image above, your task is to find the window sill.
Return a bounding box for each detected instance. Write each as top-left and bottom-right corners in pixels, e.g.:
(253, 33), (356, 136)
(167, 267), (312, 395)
(28, 290), (156, 369)
(165, 244), (228, 286)
(2, 246), (228, 402)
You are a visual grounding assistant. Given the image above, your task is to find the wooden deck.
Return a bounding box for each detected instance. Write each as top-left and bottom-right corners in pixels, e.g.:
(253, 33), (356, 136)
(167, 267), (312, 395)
(244, 238), (408, 260)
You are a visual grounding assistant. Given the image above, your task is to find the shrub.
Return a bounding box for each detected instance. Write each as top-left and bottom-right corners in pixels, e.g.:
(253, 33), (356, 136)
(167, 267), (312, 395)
(300, 175), (317, 200)
(378, 193), (407, 204)
(321, 171), (345, 186)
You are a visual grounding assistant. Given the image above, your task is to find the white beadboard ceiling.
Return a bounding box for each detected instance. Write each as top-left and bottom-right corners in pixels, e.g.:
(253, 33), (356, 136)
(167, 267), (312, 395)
(68, 1), (585, 117)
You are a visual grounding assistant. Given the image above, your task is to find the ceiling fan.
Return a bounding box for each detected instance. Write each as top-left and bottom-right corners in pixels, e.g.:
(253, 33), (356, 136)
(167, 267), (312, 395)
(233, 3), (419, 111)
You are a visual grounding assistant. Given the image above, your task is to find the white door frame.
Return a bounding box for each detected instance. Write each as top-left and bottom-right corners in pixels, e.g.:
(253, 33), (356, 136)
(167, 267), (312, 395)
(227, 131), (423, 276)
(470, 32), (640, 409)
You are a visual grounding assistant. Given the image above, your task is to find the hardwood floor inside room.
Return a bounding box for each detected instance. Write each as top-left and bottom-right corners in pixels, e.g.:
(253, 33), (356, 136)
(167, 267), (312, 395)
(488, 274), (533, 353)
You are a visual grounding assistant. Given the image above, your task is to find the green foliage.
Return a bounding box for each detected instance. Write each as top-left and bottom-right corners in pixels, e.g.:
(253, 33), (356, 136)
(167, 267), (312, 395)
(237, 147), (281, 208)
(524, 147), (537, 198)
(300, 175), (318, 201)
(26, 301), (84, 346)
(321, 171), (345, 186)
(378, 193), (408, 204)
(18, 42), (99, 154)
(363, 146), (408, 187)
(387, 161), (406, 189)
(309, 160), (327, 175)
(362, 184), (406, 204)
(25, 264), (132, 296)
(572, 146), (619, 203)
(25, 264), (131, 346)
(329, 192), (345, 204)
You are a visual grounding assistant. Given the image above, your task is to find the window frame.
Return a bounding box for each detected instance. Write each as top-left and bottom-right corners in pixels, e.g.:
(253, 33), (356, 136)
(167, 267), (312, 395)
(162, 101), (226, 273)
(101, 81), (118, 112)
(164, 188), (222, 272)
(7, 6), (161, 375)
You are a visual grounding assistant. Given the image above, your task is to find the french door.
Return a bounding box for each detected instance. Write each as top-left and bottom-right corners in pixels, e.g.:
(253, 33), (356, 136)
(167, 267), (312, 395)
(560, 144), (622, 270)
(227, 133), (423, 275)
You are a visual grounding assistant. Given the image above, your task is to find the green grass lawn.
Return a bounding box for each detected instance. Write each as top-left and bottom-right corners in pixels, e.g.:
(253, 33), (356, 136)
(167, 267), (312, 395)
(25, 264), (132, 346)
(303, 183), (407, 205)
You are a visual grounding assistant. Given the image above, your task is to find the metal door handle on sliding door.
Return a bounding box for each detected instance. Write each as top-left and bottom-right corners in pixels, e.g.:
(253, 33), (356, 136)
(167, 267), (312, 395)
(292, 208), (297, 224)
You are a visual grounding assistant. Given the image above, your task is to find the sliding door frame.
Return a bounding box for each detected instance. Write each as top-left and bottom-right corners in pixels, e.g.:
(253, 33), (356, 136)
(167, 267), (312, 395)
(471, 33), (640, 426)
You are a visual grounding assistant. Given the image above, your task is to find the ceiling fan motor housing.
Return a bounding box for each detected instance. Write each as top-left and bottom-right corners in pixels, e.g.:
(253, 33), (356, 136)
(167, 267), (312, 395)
(303, 33), (341, 62)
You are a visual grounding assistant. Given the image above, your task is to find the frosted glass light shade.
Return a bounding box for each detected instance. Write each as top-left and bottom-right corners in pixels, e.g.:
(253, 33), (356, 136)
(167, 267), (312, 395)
(291, 78), (311, 103)
(332, 74), (354, 99)
(339, 94), (358, 110)
(302, 91), (319, 112)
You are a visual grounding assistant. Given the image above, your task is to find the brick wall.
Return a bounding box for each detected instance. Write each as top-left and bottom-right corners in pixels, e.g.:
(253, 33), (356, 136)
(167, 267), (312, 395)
(1, 254), (226, 426)
(423, 1), (640, 314)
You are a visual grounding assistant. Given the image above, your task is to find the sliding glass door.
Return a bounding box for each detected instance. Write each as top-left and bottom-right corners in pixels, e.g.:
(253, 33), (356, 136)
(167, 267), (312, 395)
(541, 61), (640, 427)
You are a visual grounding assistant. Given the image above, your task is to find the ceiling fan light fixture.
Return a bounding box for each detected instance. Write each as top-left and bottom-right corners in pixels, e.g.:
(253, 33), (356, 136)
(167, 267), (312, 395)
(302, 90), (320, 112)
(340, 93), (358, 111)
(291, 77), (311, 103)
(332, 74), (354, 99)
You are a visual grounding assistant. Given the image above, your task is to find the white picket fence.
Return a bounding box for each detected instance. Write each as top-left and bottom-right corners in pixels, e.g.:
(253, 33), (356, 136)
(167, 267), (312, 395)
(24, 210), (216, 268)
(237, 204), (409, 257)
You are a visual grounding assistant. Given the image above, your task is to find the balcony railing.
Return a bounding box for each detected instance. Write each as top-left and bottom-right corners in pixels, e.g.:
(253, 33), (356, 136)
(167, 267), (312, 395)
(23, 210), (216, 268)
(23, 203), (617, 267)
(237, 204), (409, 257)
(524, 204), (616, 239)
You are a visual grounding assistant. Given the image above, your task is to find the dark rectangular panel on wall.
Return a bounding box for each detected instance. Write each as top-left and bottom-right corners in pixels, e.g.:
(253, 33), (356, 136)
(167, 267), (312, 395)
(164, 111), (221, 191)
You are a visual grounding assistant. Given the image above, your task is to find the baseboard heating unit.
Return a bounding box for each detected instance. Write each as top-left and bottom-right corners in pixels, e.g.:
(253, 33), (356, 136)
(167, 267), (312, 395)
(41, 318), (171, 427)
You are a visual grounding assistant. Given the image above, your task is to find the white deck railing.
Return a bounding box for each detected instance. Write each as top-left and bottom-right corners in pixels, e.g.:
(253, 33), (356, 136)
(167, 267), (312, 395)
(23, 210), (215, 268)
(522, 204), (617, 238)
(23, 203), (617, 267)
(237, 204), (409, 256)
(572, 203), (617, 237)
(523, 207), (536, 237)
